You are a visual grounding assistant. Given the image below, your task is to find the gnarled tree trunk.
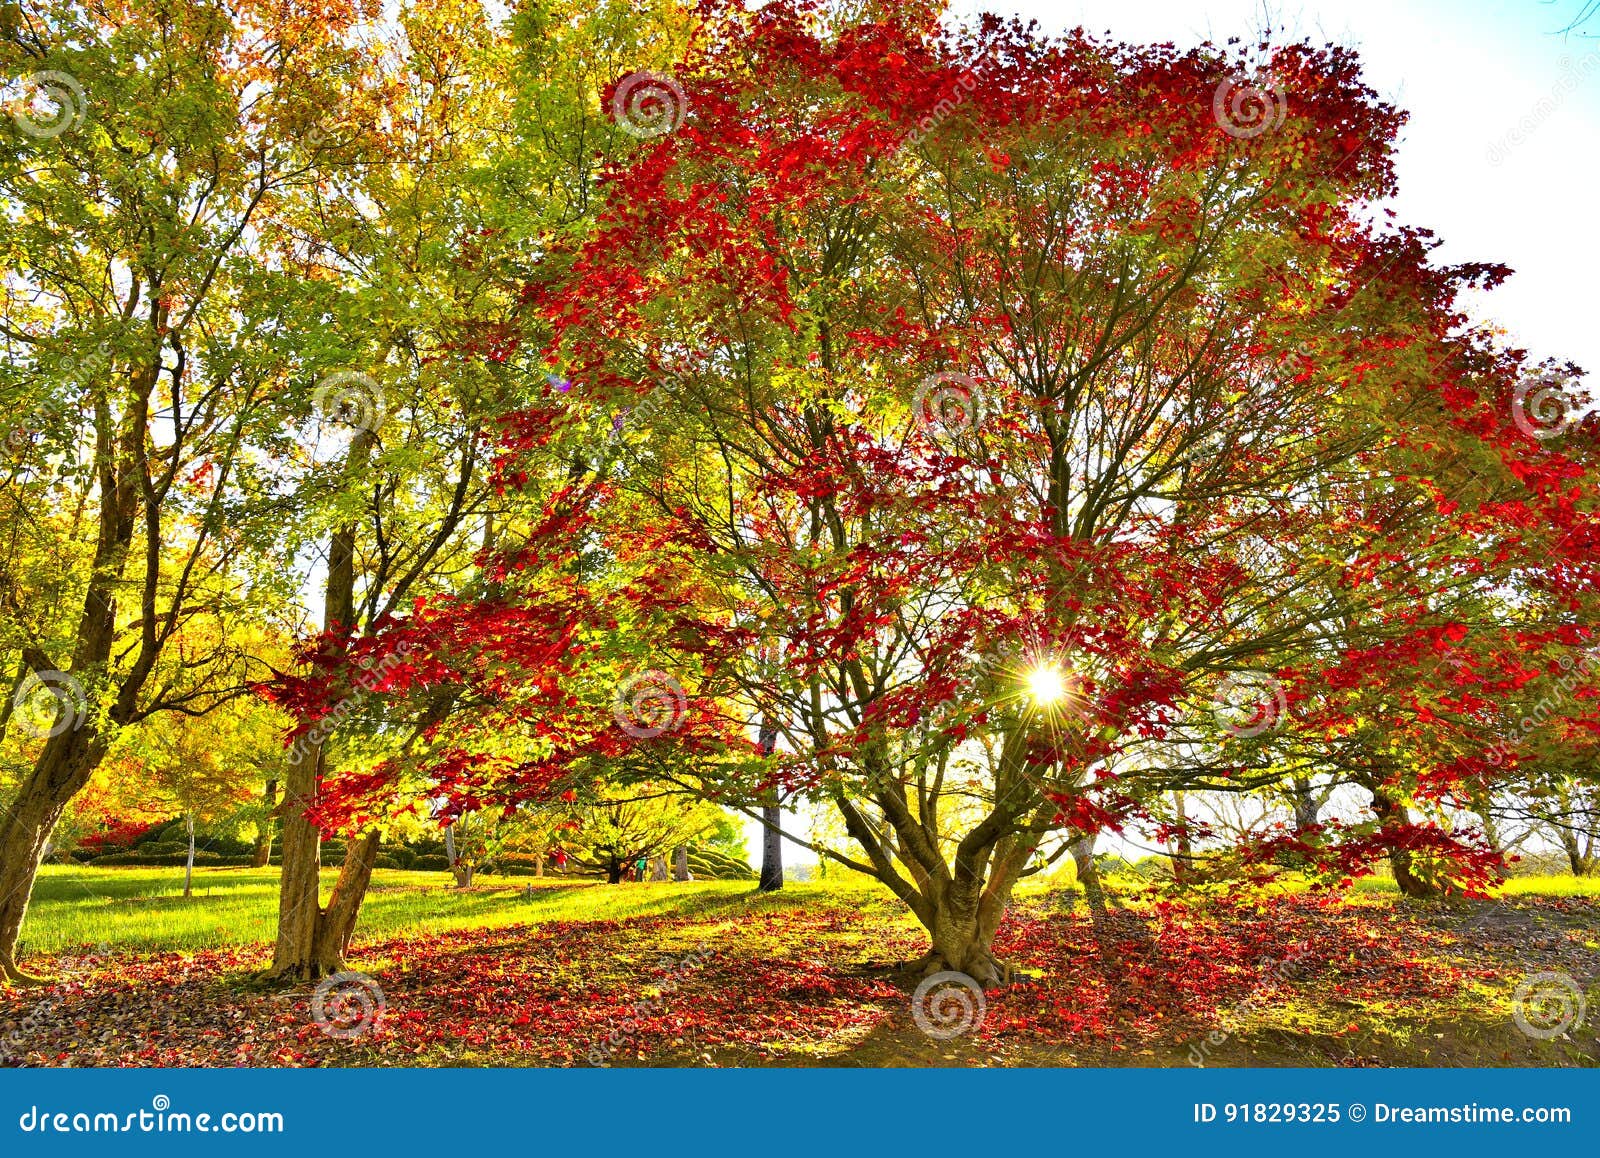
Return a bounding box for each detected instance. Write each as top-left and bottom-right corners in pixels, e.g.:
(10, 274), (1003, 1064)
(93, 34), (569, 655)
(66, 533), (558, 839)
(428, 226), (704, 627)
(268, 776), (382, 982)
(908, 879), (1014, 987)
(0, 730), (105, 983)
(1370, 787), (1445, 899)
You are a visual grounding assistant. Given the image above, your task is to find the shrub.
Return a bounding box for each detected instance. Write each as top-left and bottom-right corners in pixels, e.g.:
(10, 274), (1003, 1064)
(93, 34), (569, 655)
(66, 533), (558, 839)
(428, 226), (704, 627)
(385, 847), (417, 869)
(495, 852), (546, 871)
(415, 854), (450, 871)
(78, 818), (164, 856)
(88, 851), (229, 867)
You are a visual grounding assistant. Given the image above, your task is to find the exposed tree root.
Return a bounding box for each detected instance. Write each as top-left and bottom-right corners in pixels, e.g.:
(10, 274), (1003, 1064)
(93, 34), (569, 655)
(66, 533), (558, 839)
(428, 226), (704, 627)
(0, 954), (54, 987)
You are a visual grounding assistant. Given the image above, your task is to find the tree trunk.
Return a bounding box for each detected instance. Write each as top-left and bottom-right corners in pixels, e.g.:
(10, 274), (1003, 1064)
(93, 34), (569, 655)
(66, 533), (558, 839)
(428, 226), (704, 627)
(268, 426), (380, 979)
(1, 359), (163, 981)
(252, 777), (277, 867)
(1558, 827), (1590, 877)
(1291, 777), (1319, 833)
(672, 845), (689, 881)
(1069, 832), (1106, 916)
(907, 882), (1012, 988)
(313, 831), (381, 967)
(445, 825), (474, 887)
(758, 798), (783, 892)
(1170, 790), (1193, 885)
(756, 722), (782, 892)
(1370, 787), (1444, 899)
(268, 741), (327, 978)
(534, 851), (545, 878)
(1553, 785), (1595, 876)
(649, 855), (668, 881)
(183, 813), (195, 898)
(268, 809), (381, 981)
(1469, 783), (1503, 857)
(0, 731), (104, 983)
(606, 857), (623, 884)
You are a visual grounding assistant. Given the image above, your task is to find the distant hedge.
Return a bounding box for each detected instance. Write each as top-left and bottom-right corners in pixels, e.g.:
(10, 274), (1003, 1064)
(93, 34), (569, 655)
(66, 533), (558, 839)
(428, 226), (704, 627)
(87, 851), (254, 867)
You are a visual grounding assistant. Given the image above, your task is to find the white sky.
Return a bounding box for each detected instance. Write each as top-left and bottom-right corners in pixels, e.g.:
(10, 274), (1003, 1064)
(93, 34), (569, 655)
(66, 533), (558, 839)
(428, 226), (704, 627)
(743, 0), (1599, 870)
(957, 0), (1600, 374)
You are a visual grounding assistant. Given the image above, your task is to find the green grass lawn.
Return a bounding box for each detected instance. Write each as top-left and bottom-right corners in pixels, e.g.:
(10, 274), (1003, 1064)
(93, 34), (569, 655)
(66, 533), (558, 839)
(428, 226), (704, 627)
(18, 865), (898, 958)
